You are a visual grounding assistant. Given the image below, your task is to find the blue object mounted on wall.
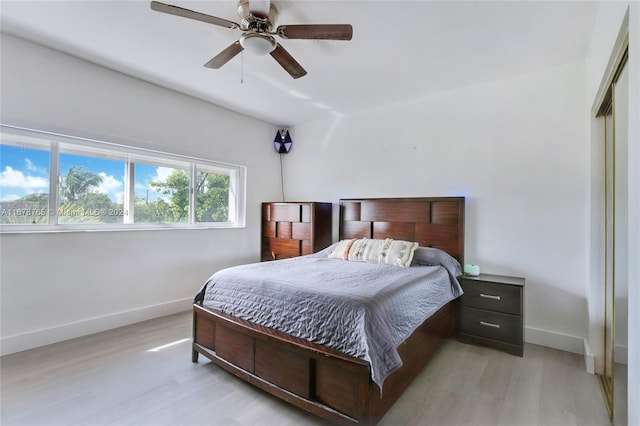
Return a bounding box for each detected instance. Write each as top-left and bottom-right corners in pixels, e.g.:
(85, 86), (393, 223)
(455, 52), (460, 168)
(274, 129), (292, 154)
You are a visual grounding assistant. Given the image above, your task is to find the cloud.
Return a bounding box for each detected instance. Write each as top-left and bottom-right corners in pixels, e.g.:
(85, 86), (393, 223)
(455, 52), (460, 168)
(153, 166), (173, 182)
(25, 158), (39, 172)
(96, 172), (122, 193)
(135, 166), (181, 202)
(95, 172), (123, 201)
(0, 166), (48, 189)
(144, 167), (177, 199)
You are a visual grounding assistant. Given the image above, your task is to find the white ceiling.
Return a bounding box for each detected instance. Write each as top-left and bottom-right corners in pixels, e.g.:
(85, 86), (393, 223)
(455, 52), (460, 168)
(1, 1), (598, 127)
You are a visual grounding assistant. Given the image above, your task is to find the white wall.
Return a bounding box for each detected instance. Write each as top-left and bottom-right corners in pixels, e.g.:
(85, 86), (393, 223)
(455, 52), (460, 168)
(288, 61), (589, 353)
(0, 34), (282, 354)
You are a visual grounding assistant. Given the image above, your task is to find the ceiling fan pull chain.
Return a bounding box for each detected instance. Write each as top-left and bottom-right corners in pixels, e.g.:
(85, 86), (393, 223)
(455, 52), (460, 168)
(241, 51), (244, 84)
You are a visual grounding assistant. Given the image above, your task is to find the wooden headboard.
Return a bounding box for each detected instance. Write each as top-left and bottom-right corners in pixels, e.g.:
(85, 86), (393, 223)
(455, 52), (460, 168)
(339, 197), (465, 264)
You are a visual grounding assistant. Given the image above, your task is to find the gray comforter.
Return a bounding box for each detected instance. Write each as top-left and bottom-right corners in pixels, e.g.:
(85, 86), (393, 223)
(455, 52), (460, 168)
(200, 246), (463, 390)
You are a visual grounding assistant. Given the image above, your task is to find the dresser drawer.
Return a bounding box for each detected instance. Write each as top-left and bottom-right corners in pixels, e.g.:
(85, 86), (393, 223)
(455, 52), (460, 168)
(459, 307), (522, 345)
(263, 238), (301, 259)
(460, 280), (522, 316)
(270, 204), (302, 222)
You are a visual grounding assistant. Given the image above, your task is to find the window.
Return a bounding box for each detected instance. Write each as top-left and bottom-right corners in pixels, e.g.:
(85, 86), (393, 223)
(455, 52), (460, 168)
(58, 147), (126, 224)
(0, 125), (246, 231)
(0, 134), (51, 225)
(133, 160), (190, 224)
(195, 166), (232, 223)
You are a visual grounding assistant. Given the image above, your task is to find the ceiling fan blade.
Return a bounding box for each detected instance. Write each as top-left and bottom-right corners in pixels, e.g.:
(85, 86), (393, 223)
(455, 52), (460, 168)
(204, 41), (244, 69)
(270, 43), (307, 79)
(276, 24), (353, 40)
(150, 1), (240, 30)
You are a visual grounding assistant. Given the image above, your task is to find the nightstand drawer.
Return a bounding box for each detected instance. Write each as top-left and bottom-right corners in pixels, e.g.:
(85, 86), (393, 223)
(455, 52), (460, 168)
(460, 280), (522, 316)
(459, 307), (522, 345)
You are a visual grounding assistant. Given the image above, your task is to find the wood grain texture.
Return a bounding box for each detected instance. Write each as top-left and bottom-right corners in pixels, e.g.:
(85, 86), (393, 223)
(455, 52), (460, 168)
(0, 311), (610, 426)
(261, 202), (332, 261)
(339, 197), (465, 264)
(192, 302), (455, 425)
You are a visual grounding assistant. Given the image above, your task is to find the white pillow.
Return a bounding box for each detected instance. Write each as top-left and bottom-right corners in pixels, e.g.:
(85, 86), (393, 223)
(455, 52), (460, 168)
(347, 238), (418, 267)
(386, 239), (419, 267)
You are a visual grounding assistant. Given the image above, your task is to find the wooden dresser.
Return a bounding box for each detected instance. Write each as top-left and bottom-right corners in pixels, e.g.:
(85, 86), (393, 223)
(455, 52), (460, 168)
(261, 202), (332, 261)
(458, 273), (525, 356)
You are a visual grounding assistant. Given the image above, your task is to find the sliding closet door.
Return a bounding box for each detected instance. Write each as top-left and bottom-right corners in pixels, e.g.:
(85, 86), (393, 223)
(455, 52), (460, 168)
(612, 60), (628, 426)
(601, 102), (614, 418)
(598, 49), (628, 425)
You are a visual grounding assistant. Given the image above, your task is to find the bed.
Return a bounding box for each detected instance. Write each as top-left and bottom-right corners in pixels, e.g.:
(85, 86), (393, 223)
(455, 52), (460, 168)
(192, 197), (465, 425)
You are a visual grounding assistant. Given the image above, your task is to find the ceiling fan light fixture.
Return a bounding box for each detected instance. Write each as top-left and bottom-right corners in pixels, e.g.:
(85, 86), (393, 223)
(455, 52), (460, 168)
(240, 33), (276, 56)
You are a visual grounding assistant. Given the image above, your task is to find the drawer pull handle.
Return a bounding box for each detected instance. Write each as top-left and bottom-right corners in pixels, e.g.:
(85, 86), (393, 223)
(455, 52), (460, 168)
(480, 321), (501, 329)
(480, 293), (501, 301)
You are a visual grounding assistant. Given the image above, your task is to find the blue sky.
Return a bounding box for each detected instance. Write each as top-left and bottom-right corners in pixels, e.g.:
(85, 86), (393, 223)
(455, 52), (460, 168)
(0, 144), (174, 203)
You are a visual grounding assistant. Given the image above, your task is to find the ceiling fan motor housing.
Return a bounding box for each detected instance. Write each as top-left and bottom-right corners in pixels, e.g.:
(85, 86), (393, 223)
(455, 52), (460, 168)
(237, 0), (278, 30)
(237, 0), (278, 55)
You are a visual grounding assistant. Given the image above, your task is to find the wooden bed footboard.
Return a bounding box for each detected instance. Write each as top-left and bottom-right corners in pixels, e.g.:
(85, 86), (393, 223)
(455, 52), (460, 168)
(192, 300), (456, 426)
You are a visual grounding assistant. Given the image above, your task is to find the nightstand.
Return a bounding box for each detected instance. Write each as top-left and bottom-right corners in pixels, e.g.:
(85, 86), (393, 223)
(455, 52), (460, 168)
(458, 273), (525, 356)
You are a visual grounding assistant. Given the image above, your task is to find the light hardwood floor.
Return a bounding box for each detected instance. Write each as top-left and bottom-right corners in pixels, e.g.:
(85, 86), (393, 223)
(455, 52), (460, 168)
(1, 311), (610, 426)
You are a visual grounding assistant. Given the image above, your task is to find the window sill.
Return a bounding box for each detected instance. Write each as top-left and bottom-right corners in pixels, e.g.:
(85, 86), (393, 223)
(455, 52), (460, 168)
(0, 223), (246, 234)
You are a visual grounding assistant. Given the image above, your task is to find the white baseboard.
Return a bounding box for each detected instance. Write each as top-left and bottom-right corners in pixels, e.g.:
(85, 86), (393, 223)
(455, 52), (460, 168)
(581, 337), (629, 376)
(583, 338), (597, 374)
(525, 327), (627, 371)
(0, 298), (192, 356)
(526, 327), (619, 375)
(525, 326), (586, 356)
(614, 343), (628, 365)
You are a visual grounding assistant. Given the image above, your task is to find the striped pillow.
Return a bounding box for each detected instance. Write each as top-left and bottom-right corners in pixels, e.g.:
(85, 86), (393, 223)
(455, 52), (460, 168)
(328, 238), (356, 260)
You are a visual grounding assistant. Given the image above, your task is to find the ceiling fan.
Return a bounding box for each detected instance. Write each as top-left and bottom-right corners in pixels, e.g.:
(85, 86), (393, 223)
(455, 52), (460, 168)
(150, 0), (353, 79)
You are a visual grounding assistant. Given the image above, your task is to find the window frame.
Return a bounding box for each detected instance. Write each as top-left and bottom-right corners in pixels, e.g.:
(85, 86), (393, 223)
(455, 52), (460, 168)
(0, 125), (246, 233)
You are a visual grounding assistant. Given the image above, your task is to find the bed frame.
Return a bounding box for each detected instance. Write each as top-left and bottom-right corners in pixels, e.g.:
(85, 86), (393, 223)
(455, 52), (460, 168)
(192, 197), (465, 425)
